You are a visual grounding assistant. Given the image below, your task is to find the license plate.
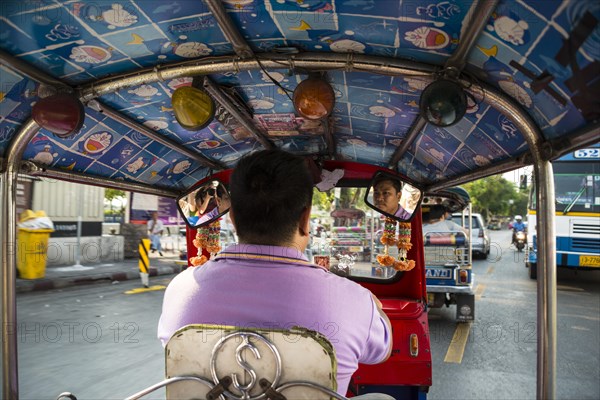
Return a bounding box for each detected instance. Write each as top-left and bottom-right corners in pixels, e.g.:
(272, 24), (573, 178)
(426, 268), (452, 279)
(580, 255), (600, 267)
(348, 246), (363, 252)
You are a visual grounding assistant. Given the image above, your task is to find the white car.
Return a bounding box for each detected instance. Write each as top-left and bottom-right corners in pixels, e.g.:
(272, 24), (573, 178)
(451, 213), (490, 259)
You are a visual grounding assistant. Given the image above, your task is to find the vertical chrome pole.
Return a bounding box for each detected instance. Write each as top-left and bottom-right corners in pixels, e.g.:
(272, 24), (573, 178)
(1, 119), (40, 400)
(535, 160), (557, 399)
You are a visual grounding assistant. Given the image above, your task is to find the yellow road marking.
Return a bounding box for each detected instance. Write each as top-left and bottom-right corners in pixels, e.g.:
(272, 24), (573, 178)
(124, 285), (166, 294)
(444, 323), (471, 364)
(475, 284), (486, 300)
(486, 266), (494, 275)
(557, 285), (584, 292)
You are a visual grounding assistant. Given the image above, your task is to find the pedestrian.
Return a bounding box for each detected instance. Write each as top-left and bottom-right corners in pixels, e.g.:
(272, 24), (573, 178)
(148, 211), (164, 256)
(158, 149), (393, 398)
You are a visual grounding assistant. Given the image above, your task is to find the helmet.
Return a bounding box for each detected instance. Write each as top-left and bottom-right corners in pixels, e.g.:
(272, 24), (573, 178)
(515, 215), (522, 221)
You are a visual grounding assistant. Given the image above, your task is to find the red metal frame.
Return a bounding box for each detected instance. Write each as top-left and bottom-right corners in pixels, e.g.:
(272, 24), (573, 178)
(183, 161), (432, 390)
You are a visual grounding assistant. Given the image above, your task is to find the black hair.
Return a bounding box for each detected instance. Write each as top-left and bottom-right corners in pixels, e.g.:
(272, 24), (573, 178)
(230, 149), (313, 245)
(373, 175), (402, 193)
(427, 204), (447, 222)
(195, 184), (225, 202)
(194, 188), (205, 202)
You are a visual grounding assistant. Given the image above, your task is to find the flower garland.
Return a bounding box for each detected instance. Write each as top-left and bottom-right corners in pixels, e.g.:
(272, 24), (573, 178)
(190, 220), (221, 267)
(376, 218), (416, 271)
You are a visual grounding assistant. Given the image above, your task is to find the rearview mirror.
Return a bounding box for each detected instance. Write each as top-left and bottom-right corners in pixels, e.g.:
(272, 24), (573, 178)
(364, 171), (423, 221)
(177, 180), (231, 228)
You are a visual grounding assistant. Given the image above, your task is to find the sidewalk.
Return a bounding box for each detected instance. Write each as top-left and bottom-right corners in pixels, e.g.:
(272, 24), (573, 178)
(16, 253), (186, 293)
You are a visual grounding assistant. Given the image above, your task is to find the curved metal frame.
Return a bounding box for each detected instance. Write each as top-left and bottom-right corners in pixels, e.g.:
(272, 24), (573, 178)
(1, 119), (40, 400)
(209, 331), (283, 400)
(123, 376), (216, 400)
(1, 0), (584, 393)
(1, 50), (559, 400)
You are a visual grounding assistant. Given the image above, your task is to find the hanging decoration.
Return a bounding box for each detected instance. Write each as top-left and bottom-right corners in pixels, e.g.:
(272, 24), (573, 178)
(376, 218), (416, 271)
(395, 222), (416, 271)
(190, 220), (221, 267)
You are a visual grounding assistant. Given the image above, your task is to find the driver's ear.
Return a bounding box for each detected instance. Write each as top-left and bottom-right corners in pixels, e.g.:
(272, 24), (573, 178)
(298, 207), (311, 237)
(229, 208), (237, 229)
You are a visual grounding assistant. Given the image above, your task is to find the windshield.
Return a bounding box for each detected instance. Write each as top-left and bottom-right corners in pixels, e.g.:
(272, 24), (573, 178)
(530, 162), (600, 212)
(555, 174), (600, 212)
(451, 214), (481, 229)
(310, 187), (400, 281)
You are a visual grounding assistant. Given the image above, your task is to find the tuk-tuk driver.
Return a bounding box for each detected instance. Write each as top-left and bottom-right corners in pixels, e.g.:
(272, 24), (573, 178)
(158, 149), (393, 398)
(373, 176), (411, 219)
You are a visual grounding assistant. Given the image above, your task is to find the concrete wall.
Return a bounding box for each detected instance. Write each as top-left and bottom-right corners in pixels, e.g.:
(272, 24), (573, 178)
(32, 180), (104, 222)
(103, 223), (121, 235)
(44, 235), (124, 266)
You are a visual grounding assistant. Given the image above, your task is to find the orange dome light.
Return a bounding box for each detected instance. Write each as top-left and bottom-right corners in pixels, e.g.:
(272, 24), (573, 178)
(293, 77), (335, 120)
(172, 85), (215, 131)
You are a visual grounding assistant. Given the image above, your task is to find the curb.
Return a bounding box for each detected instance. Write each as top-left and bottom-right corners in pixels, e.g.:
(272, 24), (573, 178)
(16, 265), (180, 293)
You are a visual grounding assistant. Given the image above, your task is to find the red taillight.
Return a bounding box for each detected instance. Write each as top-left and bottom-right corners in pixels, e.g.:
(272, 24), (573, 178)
(459, 269), (468, 283)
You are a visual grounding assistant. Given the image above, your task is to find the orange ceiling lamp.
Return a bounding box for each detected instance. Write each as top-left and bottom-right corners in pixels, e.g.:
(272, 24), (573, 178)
(293, 76), (335, 120)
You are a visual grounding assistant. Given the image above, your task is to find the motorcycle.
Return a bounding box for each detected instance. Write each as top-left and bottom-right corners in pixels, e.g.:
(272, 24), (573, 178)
(513, 230), (527, 251)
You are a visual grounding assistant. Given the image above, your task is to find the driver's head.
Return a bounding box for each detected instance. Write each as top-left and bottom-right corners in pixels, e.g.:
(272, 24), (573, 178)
(427, 204), (446, 222)
(515, 215), (522, 222)
(373, 176), (402, 215)
(230, 149), (313, 245)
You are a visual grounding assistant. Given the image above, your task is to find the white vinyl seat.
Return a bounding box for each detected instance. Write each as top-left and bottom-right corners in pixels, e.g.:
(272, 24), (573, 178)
(125, 324), (348, 400)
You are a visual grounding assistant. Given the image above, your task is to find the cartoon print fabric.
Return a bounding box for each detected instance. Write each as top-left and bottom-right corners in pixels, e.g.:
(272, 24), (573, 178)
(0, 0), (598, 188)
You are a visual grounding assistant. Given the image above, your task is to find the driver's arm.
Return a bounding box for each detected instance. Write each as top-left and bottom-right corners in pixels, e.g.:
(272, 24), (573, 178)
(371, 294), (393, 362)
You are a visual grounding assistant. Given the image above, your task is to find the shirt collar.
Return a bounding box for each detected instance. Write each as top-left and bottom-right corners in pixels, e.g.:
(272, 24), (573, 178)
(214, 244), (327, 270)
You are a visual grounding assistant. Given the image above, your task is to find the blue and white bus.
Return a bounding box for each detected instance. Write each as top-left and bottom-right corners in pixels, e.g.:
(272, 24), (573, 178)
(526, 144), (600, 279)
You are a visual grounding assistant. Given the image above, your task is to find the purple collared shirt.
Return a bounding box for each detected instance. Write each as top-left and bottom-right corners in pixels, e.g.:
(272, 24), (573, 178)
(157, 244), (390, 395)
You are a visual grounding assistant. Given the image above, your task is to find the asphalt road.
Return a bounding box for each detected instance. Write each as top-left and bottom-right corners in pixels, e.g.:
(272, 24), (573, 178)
(15, 229), (600, 399)
(427, 229), (600, 400)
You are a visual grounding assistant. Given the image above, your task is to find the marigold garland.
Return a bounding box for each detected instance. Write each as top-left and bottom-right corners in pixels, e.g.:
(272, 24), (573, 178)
(189, 220), (221, 267)
(377, 218), (416, 272)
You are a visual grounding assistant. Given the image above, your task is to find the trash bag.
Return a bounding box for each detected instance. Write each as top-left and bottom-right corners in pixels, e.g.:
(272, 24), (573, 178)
(17, 210), (55, 230)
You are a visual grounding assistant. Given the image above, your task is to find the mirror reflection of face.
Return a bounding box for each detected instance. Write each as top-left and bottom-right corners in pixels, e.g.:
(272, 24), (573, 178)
(374, 180), (402, 215)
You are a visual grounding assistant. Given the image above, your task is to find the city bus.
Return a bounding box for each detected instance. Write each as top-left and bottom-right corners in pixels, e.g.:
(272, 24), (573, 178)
(1, 1), (599, 399)
(526, 143), (600, 279)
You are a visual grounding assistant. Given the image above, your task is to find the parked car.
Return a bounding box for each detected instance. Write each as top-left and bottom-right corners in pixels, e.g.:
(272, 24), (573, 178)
(487, 218), (501, 230)
(451, 213), (490, 259)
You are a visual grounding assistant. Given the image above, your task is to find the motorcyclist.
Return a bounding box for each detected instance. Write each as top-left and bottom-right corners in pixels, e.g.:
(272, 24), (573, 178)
(511, 215), (526, 245)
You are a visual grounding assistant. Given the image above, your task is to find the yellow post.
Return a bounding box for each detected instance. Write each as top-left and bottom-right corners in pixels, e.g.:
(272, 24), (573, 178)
(139, 238), (150, 287)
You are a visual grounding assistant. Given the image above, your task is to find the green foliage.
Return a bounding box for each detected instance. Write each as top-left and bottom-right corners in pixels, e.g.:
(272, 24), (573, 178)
(104, 189), (126, 215)
(312, 189), (335, 211)
(311, 188), (368, 211)
(105, 189), (126, 202)
(463, 175), (521, 220)
(509, 190), (529, 217)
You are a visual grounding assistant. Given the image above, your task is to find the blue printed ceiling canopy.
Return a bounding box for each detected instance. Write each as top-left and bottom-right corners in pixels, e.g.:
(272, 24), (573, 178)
(1, 0), (598, 192)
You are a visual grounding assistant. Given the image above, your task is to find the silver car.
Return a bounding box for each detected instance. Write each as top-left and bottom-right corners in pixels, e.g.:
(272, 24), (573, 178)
(451, 213), (490, 259)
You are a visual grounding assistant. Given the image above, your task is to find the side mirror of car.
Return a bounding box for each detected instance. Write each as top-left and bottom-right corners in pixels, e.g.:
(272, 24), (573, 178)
(364, 171), (423, 222)
(177, 179), (231, 228)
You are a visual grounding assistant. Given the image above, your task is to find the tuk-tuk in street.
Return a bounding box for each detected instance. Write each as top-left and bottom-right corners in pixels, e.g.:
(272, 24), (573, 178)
(422, 187), (475, 322)
(1, 0), (599, 399)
